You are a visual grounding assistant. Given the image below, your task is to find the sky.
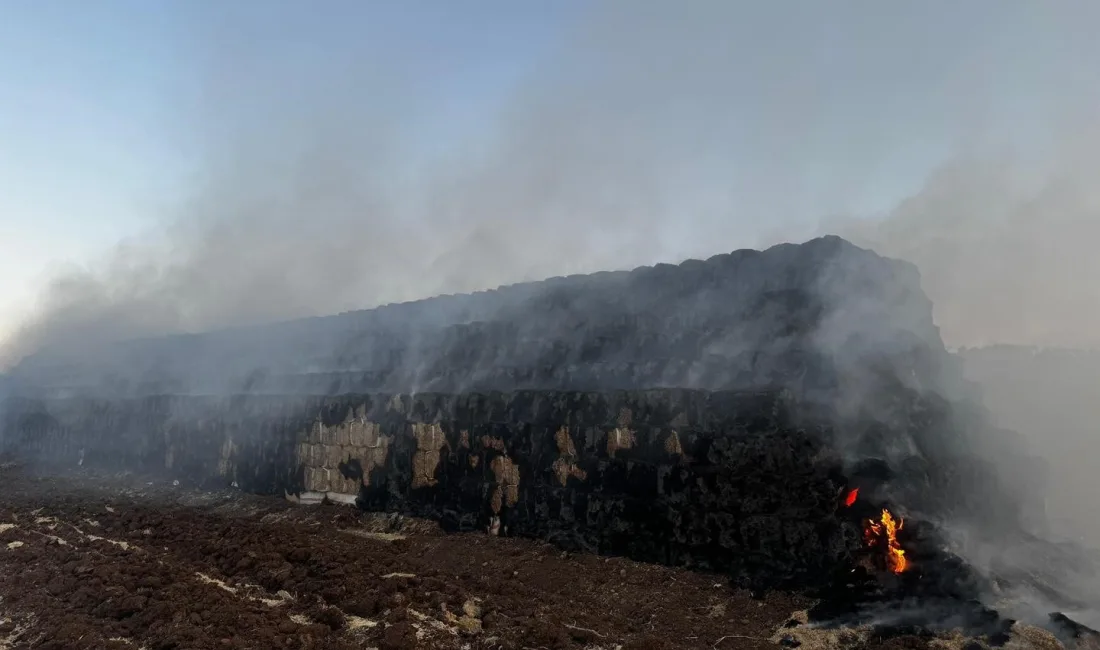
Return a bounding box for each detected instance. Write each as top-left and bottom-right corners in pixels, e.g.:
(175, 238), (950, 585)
(0, 0), (575, 338)
(8, 1), (1100, 619)
(2, 1), (1100, 350)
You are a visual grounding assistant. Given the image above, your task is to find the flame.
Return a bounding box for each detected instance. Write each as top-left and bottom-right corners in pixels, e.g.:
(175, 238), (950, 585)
(843, 488), (859, 507)
(863, 508), (908, 574)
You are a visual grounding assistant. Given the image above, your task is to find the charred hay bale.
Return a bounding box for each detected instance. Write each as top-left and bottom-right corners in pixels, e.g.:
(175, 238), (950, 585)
(1, 389), (860, 588)
(329, 389), (853, 588)
(0, 383), (1048, 600)
(0, 235), (1045, 599)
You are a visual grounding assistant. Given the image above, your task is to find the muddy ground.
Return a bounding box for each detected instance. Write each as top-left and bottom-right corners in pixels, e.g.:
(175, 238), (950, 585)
(0, 467), (1026, 650)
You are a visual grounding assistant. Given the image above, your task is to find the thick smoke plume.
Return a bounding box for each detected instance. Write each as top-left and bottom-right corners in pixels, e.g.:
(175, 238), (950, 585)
(7, 1), (1099, 365)
(4, 0), (1100, 629)
(806, 140), (1100, 560)
(813, 118), (1100, 631)
(825, 151), (1100, 350)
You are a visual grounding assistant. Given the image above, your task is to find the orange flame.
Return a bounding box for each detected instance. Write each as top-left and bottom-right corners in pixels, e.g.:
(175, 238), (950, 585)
(843, 488), (859, 507)
(863, 508), (908, 574)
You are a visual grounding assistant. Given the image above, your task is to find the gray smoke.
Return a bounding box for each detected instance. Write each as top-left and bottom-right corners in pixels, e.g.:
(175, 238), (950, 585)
(8, 0), (1093, 367)
(788, 142), (1100, 592)
(777, 45), (1100, 632)
(4, 0), (1100, 630)
(823, 151), (1100, 350)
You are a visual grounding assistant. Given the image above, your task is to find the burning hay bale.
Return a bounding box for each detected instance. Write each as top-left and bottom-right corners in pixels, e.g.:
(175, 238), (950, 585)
(0, 236), (1091, 641)
(860, 507), (908, 575)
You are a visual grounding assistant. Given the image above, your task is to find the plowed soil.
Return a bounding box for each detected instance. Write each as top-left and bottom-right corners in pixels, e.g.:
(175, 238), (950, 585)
(0, 467), (959, 650)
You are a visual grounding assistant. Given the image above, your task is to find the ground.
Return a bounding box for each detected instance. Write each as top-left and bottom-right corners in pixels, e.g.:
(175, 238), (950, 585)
(0, 467), (969, 650)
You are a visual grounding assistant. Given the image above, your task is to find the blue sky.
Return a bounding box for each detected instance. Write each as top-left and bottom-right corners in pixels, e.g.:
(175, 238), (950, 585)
(1, 0), (193, 331)
(2, 1), (1098, 345)
(0, 0), (573, 331)
(0, 1), (570, 232)
(1, 2), (187, 255)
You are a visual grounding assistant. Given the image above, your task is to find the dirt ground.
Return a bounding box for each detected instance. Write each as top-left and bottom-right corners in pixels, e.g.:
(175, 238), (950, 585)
(0, 467), (979, 650)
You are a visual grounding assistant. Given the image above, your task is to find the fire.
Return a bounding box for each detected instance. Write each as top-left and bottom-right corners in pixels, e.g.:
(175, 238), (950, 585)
(863, 508), (908, 574)
(843, 488), (859, 507)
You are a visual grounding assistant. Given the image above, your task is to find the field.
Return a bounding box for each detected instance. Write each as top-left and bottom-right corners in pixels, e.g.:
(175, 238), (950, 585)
(0, 467), (1010, 650)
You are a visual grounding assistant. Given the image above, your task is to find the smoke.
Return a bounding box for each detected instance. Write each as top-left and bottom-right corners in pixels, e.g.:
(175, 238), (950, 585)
(810, 147), (1100, 620)
(8, 0), (1094, 368)
(776, 66), (1100, 627)
(792, 149), (1100, 627)
(2, 0), (731, 366)
(762, 87), (1100, 638)
(816, 149), (1100, 350)
(4, 0), (1100, 629)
